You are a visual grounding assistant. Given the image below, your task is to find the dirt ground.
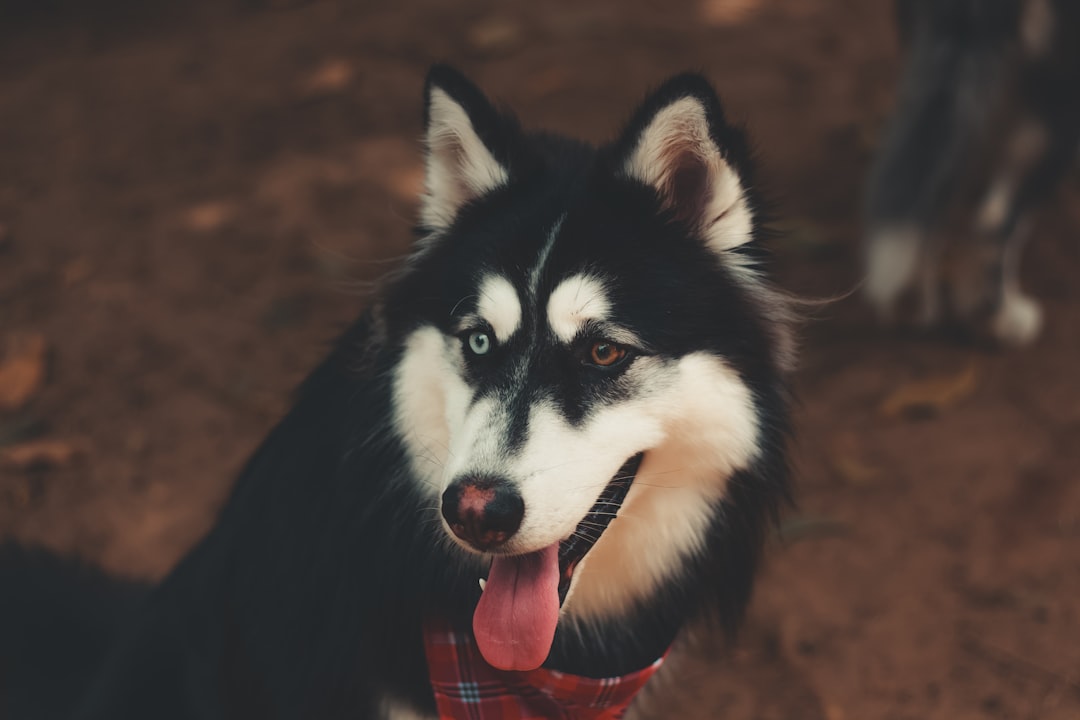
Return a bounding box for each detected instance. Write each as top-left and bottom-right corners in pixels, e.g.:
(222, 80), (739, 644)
(1, 0), (1078, 718)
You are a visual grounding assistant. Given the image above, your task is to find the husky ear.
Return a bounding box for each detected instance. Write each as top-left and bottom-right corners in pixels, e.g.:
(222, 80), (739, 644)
(616, 75), (755, 253)
(420, 65), (513, 232)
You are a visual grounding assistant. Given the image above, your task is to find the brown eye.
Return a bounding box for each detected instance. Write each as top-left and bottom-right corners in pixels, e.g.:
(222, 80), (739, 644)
(588, 341), (627, 367)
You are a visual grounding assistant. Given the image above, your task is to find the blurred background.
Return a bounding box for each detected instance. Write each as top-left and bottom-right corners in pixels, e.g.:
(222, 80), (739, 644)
(0, 0), (1078, 717)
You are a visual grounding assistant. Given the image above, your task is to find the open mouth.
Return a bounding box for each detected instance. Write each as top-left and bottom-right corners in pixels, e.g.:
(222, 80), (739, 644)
(471, 453), (645, 671)
(556, 452), (645, 604)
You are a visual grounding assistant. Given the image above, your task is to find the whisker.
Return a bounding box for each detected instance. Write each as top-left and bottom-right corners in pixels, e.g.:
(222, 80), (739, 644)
(450, 294), (479, 319)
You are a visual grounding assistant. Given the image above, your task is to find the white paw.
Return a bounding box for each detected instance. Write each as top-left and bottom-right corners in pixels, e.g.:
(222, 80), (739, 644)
(991, 292), (1043, 347)
(864, 226), (922, 323)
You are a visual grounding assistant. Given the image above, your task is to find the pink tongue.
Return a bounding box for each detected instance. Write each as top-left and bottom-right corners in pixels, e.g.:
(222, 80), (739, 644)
(472, 543), (561, 671)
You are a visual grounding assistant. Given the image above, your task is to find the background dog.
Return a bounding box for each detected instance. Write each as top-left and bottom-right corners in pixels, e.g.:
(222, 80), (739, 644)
(864, 0), (1080, 345)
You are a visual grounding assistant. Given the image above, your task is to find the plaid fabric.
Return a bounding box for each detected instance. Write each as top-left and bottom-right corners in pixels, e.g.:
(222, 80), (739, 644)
(423, 615), (666, 719)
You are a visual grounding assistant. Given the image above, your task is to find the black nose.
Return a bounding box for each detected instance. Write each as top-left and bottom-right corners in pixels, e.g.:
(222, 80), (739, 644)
(441, 476), (524, 551)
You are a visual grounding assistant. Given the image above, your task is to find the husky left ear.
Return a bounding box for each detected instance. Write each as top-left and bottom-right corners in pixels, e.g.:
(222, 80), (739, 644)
(616, 75), (755, 253)
(420, 65), (514, 233)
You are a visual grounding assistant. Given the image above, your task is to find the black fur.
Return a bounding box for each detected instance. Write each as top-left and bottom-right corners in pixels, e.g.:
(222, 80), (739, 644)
(0, 545), (149, 718)
(0, 66), (791, 719)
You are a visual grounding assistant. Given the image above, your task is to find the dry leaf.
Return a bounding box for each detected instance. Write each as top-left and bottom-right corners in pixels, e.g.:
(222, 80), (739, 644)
(526, 67), (569, 99)
(386, 166), (424, 202)
(700, 0), (764, 27)
(185, 202), (234, 232)
(304, 59), (353, 94)
(62, 257), (92, 286)
(467, 18), (522, 55)
(126, 428), (148, 455)
(3, 478), (32, 508)
(879, 362), (979, 419)
(1, 439), (78, 471)
(0, 333), (48, 411)
(828, 432), (879, 486)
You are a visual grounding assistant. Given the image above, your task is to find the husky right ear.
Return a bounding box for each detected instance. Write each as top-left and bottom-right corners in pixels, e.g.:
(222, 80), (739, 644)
(614, 74), (757, 255)
(420, 65), (515, 232)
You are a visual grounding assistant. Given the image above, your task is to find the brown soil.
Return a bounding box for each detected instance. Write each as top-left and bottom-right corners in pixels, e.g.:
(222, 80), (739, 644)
(1, 1), (1078, 718)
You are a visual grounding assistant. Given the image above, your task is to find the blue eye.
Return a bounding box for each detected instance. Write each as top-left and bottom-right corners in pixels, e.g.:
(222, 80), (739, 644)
(467, 331), (492, 356)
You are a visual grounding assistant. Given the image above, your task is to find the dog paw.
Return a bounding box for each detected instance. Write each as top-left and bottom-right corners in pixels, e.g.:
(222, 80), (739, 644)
(864, 226), (922, 324)
(991, 292), (1043, 347)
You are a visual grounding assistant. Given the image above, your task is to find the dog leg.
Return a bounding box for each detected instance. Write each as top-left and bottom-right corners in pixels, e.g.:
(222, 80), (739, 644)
(967, 110), (1080, 345)
(964, 119), (1056, 346)
(915, 235), (944, 327)
(991, 222), (1042, 346)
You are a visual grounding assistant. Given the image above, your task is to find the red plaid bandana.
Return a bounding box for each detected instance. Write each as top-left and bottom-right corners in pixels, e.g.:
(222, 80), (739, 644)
(423, 615), (666, 719)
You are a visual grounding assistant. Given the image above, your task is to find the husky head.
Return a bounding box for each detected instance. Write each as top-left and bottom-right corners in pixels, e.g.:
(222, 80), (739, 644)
(385, 65), (793, 671)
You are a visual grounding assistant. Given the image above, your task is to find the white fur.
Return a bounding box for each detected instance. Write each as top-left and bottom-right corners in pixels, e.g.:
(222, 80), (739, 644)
(992, 223), (1042, 347)
(394, 324), (763, 620)
(528, 215), (564, 298)
(420, 88), (509, 231)
(441, 396), (505, 483)
(546, 274), (611, 343)
(976, 177), (1016, 233)
(992, 285), (1043, 346)
(557, 354), (761, 620)
(476, 274), (522, 342)
(619, 98), (795, 370)
(622, 97), (754, 254)
(978, 121), (1045, 234)
(483, 353), (759, 618)
(392, 326), (470, 497)
(391, 326), (522, 553)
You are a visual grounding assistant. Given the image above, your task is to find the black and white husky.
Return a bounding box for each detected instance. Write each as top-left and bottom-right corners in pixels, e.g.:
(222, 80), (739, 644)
(0, 66), (794, 719)
(864, 0), (1080, 345)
